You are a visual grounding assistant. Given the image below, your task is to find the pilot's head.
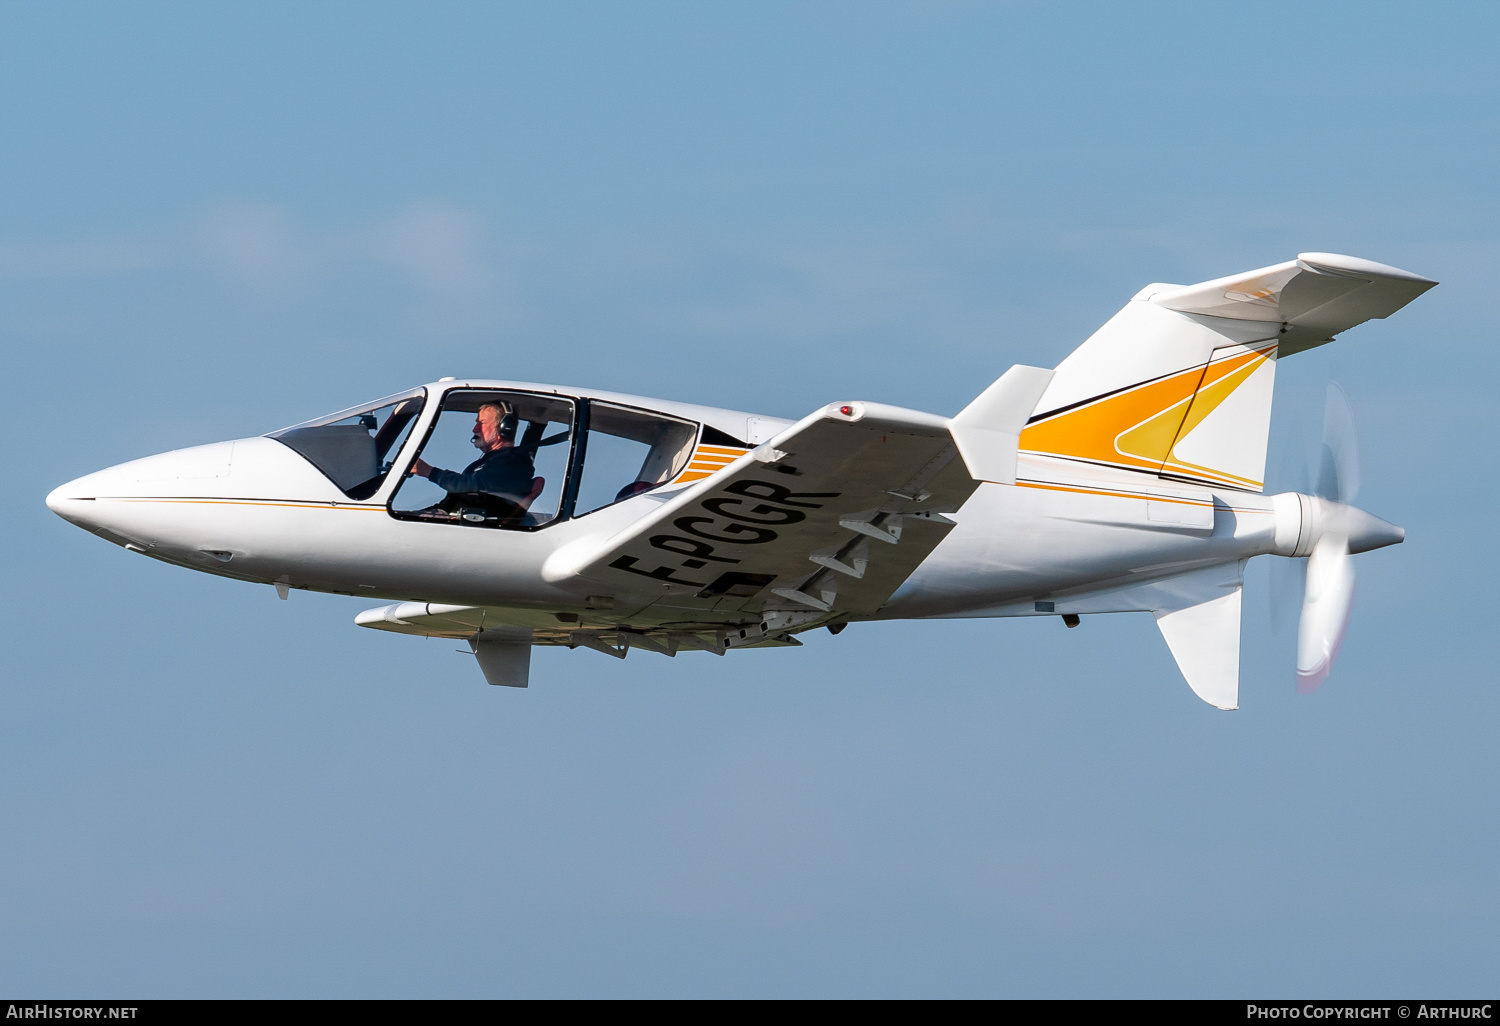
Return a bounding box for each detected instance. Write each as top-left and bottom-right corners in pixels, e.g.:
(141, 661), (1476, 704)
(471, 403), (514, 452)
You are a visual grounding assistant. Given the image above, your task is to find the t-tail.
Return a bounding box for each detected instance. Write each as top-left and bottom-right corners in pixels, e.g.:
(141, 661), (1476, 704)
(978, 253), (1435, 707)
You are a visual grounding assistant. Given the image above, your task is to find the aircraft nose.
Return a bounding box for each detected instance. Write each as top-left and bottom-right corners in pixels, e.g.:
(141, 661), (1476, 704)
(45, 480), (77, 513)
(46, 473), (109, 526)
(45, 437), (336, 566)
(44, 439), (237, 543)
(45, 465), (157, 548)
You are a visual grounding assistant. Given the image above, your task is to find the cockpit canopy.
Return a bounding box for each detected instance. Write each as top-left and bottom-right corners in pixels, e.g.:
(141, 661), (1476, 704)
(573, 401), (698, 515)
(269, 383), (729, 530)
(391, 389), (577, 528)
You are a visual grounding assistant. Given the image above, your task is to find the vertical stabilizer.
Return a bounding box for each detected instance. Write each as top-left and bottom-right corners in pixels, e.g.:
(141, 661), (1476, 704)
(1150, 561), (1245, 710)
(1017, 254), (1435, 493)
(1019, 294), (1280, 490)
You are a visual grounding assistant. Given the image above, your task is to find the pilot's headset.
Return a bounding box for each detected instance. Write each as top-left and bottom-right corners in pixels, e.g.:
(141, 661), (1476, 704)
(498, 407), (519, 443)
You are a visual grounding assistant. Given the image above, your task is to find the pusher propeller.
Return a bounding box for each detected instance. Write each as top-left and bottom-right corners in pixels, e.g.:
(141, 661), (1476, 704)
(1287, 384), (1400, 694)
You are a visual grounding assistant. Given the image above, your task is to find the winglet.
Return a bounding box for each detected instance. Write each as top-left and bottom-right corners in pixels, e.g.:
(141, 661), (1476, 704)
(950, 365), (1054, 484)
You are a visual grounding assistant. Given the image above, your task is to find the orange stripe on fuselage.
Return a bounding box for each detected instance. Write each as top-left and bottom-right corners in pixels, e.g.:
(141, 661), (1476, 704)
(100, 497), (386, 510)
(673, 443), (749, 484)
(1014, 480), (1211, 506)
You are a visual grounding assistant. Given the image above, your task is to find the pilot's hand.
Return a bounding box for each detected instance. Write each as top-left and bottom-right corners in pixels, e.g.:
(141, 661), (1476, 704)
(411, 458), (432, 478)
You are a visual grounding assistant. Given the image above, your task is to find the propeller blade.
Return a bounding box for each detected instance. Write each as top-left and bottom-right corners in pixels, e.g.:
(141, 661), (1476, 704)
(1296, 534), (1356, 694)
(1268, 406), (1312, 632)
(1317, 383), (1360, 503)
(1269, 553), (1306, 632)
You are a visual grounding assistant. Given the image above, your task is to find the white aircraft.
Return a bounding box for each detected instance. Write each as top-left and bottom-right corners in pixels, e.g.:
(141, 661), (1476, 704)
(46, 252), (1435, 708)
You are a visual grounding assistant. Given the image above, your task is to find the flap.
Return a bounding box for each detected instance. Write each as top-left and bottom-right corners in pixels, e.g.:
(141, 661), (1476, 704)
(543, 401), (980, 630)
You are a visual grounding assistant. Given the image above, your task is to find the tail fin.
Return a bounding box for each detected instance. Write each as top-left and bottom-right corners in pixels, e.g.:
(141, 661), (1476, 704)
(1018, 253), (1435, 492)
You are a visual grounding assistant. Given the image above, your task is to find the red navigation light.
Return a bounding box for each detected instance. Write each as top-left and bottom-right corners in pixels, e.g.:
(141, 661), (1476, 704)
(839, 405), (853, 416)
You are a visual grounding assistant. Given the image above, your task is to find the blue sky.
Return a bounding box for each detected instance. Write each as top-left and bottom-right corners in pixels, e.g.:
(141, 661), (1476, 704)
(4, 1), (1496, 997)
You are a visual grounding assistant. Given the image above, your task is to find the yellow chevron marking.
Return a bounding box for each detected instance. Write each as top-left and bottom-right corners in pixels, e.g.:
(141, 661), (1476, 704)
(1021, 365), (1205, 474)
(1019, 342), (1275, 487)
(1158, 351), (1272, 487)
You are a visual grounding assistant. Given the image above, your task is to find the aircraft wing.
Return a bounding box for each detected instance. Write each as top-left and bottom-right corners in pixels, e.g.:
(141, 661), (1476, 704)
(543, 401), (983, 634)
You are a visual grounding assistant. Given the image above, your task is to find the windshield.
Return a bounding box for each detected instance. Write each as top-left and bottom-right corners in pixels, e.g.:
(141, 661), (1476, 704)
(269, 388), (426, 499)
(390, 389), (576, 529)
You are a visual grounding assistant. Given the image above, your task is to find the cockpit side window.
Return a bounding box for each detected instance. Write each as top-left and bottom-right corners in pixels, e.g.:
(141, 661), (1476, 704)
(268, 388), (426, 500)
(573, 402), (698, 516)
(389, 389), (576, 530)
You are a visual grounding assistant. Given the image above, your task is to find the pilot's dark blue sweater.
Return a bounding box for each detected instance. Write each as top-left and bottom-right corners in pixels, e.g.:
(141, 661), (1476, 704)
(427, 445), (535, 498)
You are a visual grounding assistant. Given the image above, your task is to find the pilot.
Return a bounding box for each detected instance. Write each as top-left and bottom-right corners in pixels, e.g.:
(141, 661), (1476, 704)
(410, 402), (536, 505)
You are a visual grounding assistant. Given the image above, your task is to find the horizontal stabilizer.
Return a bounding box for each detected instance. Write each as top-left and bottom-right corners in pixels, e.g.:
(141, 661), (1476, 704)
(1151, 252), (1436, 355)
(951, 365), (1054, 484)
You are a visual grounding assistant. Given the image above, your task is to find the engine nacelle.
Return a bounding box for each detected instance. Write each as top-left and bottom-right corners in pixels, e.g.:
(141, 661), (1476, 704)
(1270, 492), (1405, 558)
